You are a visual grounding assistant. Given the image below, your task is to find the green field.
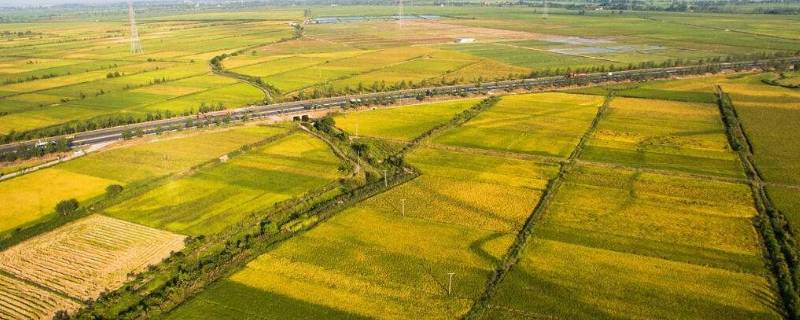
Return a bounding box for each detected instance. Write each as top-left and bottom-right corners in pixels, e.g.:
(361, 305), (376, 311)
(0, 125), (283, 237)
(167, 143), (560, 319)
(434, 93), (604, 158)
(484, 165), (778, 320)
(104, 131), (343, 236)
(334, 98), (479, 141)
(2, 6), (799, 135)
(0, 20), (292, 135)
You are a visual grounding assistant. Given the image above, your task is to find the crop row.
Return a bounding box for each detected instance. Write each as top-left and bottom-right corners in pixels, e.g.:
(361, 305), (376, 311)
(0, 215), (185, 300)
(0, 274), (80, 320)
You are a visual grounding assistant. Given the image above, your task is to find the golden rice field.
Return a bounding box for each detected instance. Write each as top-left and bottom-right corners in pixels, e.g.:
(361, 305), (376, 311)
(3, 6), (800, 320)
(104, 131), (343, 236)
(0, 215), (184, 301)
(0, 274), (80, 320)
(581, 97), (743, 178)
(609, 73), (800, 230)
(334, 98), (479, 141)
(434, 93), (604, 158)
(717, 74), (800, 185)
(717, 75), (800, 238)
(484, 165), (779, 319)
(166, 146), (559, 319)
(0, 125), (284, 238)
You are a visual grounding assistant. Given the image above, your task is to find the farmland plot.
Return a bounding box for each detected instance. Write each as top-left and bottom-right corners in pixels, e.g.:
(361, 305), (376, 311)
(259, 47), (434, 93)
(307, 20), (539, 49)
(0, 215), (185, 300)
(0, 274), (81, 320)
(0, 125), (284, 238)
(581, 97), (742, 177)
(0, 20), (292, 134)
(484, 165), (779, 320)
(167, 146), (559, 319)
(717, 74), (800, 185)
(334, 98), (479, 141)
(434, 93), (604, 158)
(105, 131), (343, 236)
(716, 74), (800, 236)
(588, 74), (800, 230)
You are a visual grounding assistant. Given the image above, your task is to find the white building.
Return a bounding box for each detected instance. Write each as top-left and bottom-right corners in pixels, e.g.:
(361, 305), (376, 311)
(455, 38), (475, 44)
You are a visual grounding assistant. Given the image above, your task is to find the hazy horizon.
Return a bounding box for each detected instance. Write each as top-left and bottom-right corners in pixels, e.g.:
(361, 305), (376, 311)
(1, 0), (197, 8)
(3, 0), (129, 7)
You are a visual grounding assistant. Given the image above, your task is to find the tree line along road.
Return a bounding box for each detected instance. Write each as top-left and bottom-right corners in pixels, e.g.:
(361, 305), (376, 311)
(0, 57), (797, 156)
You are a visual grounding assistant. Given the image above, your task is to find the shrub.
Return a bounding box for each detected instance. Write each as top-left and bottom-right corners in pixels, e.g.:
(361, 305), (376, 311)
(55, 199), (79, 216)
(106, 184), (124, 197)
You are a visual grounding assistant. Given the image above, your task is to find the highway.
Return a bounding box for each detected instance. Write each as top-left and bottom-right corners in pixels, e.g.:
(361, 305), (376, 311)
(1, 57), (797, 155)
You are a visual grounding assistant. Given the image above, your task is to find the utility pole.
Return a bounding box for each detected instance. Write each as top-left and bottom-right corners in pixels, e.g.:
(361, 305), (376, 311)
(401, 198), (405, 217)
(384, 169), (388, 187)
(447, 272), (455, 295)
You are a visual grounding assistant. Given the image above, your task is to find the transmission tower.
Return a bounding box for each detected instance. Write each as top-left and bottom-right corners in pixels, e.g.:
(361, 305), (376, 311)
(398, 0), (404, 27)
(128, 0), (143, 54)
(543, 0), (548, 19)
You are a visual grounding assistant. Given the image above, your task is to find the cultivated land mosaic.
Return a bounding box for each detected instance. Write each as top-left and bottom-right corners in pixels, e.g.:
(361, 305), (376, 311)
(0, 2), (799, 320)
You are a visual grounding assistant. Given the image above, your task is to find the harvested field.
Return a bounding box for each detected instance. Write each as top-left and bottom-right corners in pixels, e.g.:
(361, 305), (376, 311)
(0, 274), (80, 320)
(0, 215), (185, 300)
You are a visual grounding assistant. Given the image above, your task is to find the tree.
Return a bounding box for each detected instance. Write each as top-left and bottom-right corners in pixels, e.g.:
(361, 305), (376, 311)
(313, 116), (335, 133)
(351, 142), (369, 156)
(293, 24), (305, 38)
(55, 199), (79, 216)
(106, 184), (123, 197)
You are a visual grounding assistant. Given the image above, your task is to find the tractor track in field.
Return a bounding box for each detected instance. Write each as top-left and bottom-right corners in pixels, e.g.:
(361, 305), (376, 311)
(464, 92), (614, 319)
